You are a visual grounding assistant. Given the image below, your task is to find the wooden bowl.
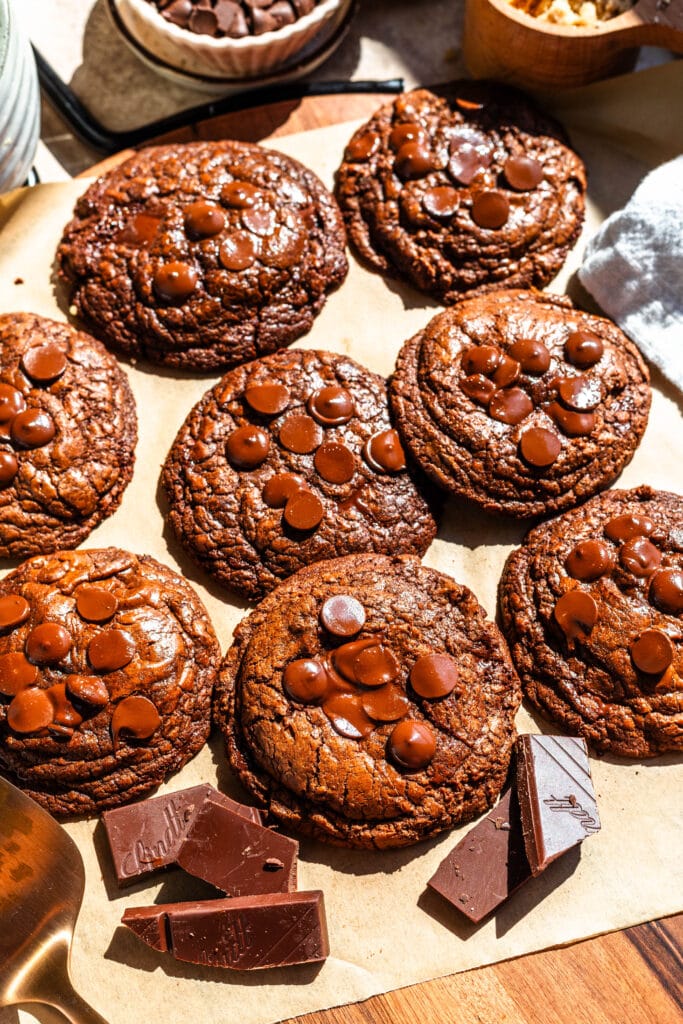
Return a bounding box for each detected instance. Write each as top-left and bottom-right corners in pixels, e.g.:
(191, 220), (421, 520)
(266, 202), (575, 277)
(462, 0), (683, 91)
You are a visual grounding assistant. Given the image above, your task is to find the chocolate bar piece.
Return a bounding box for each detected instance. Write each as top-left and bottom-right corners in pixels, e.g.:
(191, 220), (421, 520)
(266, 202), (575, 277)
(122, 891), (329, 969)
(427, 787), (532, 923)
(102, 784), (263, 885)
(176, 795), (298, 896)
(516, 734), (600, 875)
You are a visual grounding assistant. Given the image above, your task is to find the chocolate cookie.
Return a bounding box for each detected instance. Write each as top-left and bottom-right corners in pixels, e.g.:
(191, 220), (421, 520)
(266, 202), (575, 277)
(216, 554), (521, 849)
(162, 349), (437, 601)
(0, 548), (219, 817)
(0, 313), (137, 558)
(336, 84), (586, 302)
(390, 290), (650, 518)
(499, 487), (683, 757)
(57, 141), (348, 372)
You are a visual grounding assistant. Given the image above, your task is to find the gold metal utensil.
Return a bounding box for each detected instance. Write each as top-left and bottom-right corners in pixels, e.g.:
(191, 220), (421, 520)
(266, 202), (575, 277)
(0, 776), (108, 1023)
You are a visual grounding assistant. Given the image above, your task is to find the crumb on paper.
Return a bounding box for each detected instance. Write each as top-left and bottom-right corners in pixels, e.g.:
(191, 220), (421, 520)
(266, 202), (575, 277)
(507, 0), (633, 26)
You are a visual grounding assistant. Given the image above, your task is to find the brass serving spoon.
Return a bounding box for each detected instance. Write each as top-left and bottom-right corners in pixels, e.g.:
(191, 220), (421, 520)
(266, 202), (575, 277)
(0, 777), (108, 1023)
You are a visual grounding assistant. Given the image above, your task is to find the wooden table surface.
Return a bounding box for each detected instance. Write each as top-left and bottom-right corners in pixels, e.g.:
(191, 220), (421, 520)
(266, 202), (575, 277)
(83, 91), (683, 1024)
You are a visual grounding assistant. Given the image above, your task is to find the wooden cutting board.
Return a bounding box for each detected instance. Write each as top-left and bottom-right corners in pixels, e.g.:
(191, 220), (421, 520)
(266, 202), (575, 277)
(82, 91), (683, 1024)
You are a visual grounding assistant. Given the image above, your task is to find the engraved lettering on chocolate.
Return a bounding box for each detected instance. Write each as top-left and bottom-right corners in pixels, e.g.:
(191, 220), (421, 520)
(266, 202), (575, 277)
(564, 329), (604, 368)
(553, 590), (598, 643)
(388, 719), (436, 770)
(220, 180), (263, 208)
(112, 695), (161, 745)
(314, 442), (356, 484)
(21, 344), (68, 384)
(543, 796), (599, 833)
(10, 409), (56, 448)
(519, 427), (561, 468)
(244, 382), (290, 416)
(363, 429), (406, 473)
(25, 622), (72, 664)
(66, 674), (109, 707)
(394, 142), (436, 181)
(219, 232), (258, 271)
(0, 594), (30, 630)
(184, 200), (225, 239)
(491, 354), (521, 388)
(361, 684), (410, 722)
(322, 692), (374, 739)
(423, 186), (459, 219)
(619, 537), (661, 576)
(557, 375), (602, 412)
(307, 386), (354, 426)
(319, 595), (366, 637)
(604, 513), (654, 542)
(88, 630), (136, 672)
(116, 212), (163, 246)
(0, 383), (26, 431)
(262, 472), (308, 508)
(508, 339), (551, 375)
(471, 191), (510, 229)
(389, 123), (427, 152)
(279, 413), (323, 454)
(0, 450), (18, 486)
(410, 653), (459, 699)
(283, 659), (328, 703)
(7, 687), (54, 733)
(566, 539), (613, 581)
(345, 131), (380, 162)
(630, 629), (674, 674)
(504, 156), (544, 191)
(460, 375), (497, 405)
(462, 345), (502, 377)
(283, 491), (324, 531)
(241, 206), (276, 237)
(0, 652), (37, 696)
(226, 425), (270, 469)
(489, 388), (533, 425)
(153, 261), (198, 303)
(547, 401), (595, 436)
(649, 568), (683, 615)
(75, 586), (118, 623)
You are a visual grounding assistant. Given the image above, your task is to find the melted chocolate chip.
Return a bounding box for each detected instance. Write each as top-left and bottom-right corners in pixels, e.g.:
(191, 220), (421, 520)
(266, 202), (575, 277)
(226, 425), (270, 469)
(0, 594), (30, 630)
(153, 261), (198, 303)
(21, 344), (68, 384)
(241, 206), (277, 237)
(604, 514), (654, 542)
(554, 590), (598, 642)
(25, 623), (72, 664)
(279, 414), (323, 455)
(389, 122), (427, 152)
(244, 382), (290, 416)
(332, 637), (398, 688)
(620, 537), (662, 577)
(565, 330), (604, 368)
(461, 375), (497, 405)
(566, 540), (613, 581)
(283, 659), (328, 703)
(0, 652), (37, 696)
(363, 429), (406, 473)
(283, 491), (324, 531)
(47, 683), (82, 730)
(388, 719), (436, 770)
(395, 142), (436, 181)
(448, 127), (493, 184)
(76, 586), (118, 624)
(219, 232), (258, 271)
(220, 181), (263, 208)
(488, 388), (533, 425)
(307, 386), (354, 426)
(630, 629), (674, 675)
(0, 384), (25, 429)
(314, 442), (356, 484)
(0, 450), (18, 486)
(11, 409), (56, 448)
(88, 630), (136, 672)
(649, 568), (683, 615)
(519, 427), (562, 468)
(322, 693), (374, 740)
(491, 355), (521, 388)
(548, 401), (596, 437)
(66, 674), (109, 707)
(262, 473), (308, 508)
(423, 186), (459, 219)
(361, 685), (410, 723)
(471, 191), (510, 230)
(7, 687), (54, 734)
(462, 345), (502, 377)
(111, 695), (160, 745)
(410, 653), (459, 699)
(319, 595), (366, 638)
(345, 132), (380, 162)
(503, 155), (543, 191)
(184, 200), (225, 239)
(557, 375), (602, 412)
(508, 339), (551, 375)
(117, 212), (162, 246)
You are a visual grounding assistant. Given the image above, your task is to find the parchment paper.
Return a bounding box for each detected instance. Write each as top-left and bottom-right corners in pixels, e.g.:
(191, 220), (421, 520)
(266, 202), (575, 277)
(1, 62), (681, 1024)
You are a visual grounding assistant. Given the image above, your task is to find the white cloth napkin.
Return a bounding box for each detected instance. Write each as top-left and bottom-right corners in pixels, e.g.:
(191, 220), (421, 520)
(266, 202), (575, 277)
(579, 156), (683, 393)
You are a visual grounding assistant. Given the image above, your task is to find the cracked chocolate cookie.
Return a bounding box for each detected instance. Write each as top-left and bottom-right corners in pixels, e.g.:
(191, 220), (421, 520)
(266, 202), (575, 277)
(217, 554), (521, 849)
(499, 487), (683, 757)
(0, 313), (137, 559)
(162, 348), (438, 601)
(336, 84), (586, 302)
(389, 290), (650, 518)
(0, 548), (220, 817)
(57, 141), (348, 372)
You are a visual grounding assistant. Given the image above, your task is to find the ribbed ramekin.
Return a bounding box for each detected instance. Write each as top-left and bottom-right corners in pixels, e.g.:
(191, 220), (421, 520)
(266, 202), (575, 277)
(0, 0), (40, 193)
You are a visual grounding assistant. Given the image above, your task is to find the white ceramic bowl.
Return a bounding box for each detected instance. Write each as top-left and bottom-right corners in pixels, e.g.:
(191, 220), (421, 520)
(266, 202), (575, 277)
(114, 0), (348, 79)
(0, 0), (40, 193)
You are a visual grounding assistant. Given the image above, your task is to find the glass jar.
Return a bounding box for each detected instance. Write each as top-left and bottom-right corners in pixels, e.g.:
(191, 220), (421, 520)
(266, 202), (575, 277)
(0, 0), (40, 192)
